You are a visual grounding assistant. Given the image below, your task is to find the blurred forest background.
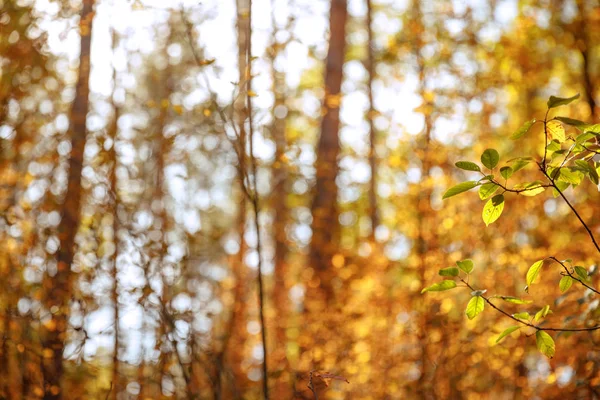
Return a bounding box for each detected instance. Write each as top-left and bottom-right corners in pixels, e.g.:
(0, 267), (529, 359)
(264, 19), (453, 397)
(1, 0), (600, 399)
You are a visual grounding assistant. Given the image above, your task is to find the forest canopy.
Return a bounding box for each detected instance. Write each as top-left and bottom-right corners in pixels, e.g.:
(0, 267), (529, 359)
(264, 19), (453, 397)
(1, 0), (600, 399)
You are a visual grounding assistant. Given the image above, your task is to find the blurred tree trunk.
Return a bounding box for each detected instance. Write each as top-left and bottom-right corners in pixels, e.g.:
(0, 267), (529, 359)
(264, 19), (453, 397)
(366, 0), (379, 241)
(269, 19), (292, 398)
(413, 1), (434, 396)
(224, 0), (251, 394)
(308, 0), (347, 306)
(576, 0), (597, 120)
(108, 29), (121, 400)
(40, 1), (95, 398)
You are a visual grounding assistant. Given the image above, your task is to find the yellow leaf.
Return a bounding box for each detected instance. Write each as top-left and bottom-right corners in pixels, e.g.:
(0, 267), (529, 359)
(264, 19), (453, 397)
(248, 90), (258, 97)
(547, 120), (565, 142)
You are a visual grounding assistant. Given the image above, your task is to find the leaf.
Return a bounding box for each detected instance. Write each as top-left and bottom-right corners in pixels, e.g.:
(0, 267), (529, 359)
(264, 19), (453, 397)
(559, 275), (573, 292)
(479, 183), (499, 200)
(547, 93), (580, 109)
(481, 149), (500, 169)
(511, 119), (536, 140)
(496, 326), (520, 343)
(574, 160), (599, 185)
(443, 181), (479, 199)
(455, 161), (481, 172)
(513, 181), (545, 197)
(552, 181), (570, 198)
(466, 296), (485, 320)
(536, 330), (555, 358)
(457, 259), (474, 274)
(546, 120), (566, 143)
(510, 158), (532, 173)
(439, 267), (459, 277)
(498, 296), (533, 305)
(574, 266), (589, 281)
(513, 312), (530, 320)
(482, 194), (504, 226)
(421, 280), (457, 294)
(583, 124), (600, 134)
(526, 260), (544, 286)
(500, 166), (513, 179)
(534, 305), (551, 322)
(576, 132), (596, 144)
(555, 116), (587, 127)
(556, 168), (583, 185)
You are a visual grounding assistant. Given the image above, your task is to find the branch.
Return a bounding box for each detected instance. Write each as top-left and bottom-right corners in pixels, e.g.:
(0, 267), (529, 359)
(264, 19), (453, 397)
(540, 168), (600, 255)
(548, 256), (600, 296)
(459, 279), (600, 332)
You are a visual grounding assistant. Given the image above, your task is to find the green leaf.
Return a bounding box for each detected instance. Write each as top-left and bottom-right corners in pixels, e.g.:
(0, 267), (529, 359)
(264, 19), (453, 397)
(479, 182), (499, 200)
(555, 116), (587, 127)
(547, 93), (580, 109)
(481, 149), (500, 169)
(547, 120), (566, 143)
(455, 161), (481, 172)
(500, 166), (513, 179)
(583, 124), (600, 134)
(443, 181), (479, 199)
(466, 296), (485, 320)
(496, 326), (520, 343)
(536, 330), (555, 358)
(552, 181), (570, 198)
(526, 260), (544, 286)
(574, 160), (599, 185)
(421, 280), (457, 294)
(507, 157), (533, 173)
(556, 168), (583, 185)
(457, 259), (474, 274)
(534, 305), (551, 322)
(576, 132), (596, 144)
(498, 296), (533, 305)
(513, 181), (545, 197)
(482, 194), (504, 226)
(513, 312), (530, 320)
(559, 275), (573, 292)
(574, 266), (589, 281)
(439, 267), (459, 277)
(511, 119), (536, 140)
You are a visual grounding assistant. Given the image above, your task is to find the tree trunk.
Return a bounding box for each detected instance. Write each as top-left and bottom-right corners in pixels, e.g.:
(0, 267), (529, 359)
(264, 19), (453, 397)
(40, 1), (95, 398)
(366, 0), (379, 240)
(308, 0), (347, 306)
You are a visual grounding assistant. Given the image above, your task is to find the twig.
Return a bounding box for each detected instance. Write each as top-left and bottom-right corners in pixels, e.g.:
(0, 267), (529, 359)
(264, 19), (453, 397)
(459, 279), (600, 332)
(547, 256), (600, 295)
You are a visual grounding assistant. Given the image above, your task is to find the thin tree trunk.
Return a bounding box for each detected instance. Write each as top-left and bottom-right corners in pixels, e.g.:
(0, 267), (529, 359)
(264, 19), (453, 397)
(576, 0), (597, 119)
(269, 24), (292, 400)
(108, 28), (121, 400)
(413, 1), (434, 396)
(308, 0), (348, 305)
(224, 0), (251, 393)
(40, 1), (94, 398)
(366, 0), (379, 240)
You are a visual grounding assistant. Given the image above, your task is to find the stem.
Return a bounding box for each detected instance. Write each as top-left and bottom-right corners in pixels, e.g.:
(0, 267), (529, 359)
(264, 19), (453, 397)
(459, 279), (600, 332)
(540, 168), (600, 255)
(548, 256), (600, 296)
(245, 1), (270, 398)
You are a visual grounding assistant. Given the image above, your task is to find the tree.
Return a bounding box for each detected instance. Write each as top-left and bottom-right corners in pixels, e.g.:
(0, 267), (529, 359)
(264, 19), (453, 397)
(40, 1), (95, 398)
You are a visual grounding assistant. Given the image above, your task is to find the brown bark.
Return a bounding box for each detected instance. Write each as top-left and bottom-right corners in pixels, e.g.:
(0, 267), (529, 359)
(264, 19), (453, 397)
(269, 36), (292, 400)
(576, 0), (597, 119)
(413, 1), (434, 397)
(40, 1), (95, 398)
(308, 0), (348, 304)
(223, 0), (251, 393)
(108, 29), (121, 400)
(366, 0), (379, 240)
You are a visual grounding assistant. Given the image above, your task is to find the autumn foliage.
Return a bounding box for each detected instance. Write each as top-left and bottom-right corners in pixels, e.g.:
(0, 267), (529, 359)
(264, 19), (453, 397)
(1, 0), (600, 399)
